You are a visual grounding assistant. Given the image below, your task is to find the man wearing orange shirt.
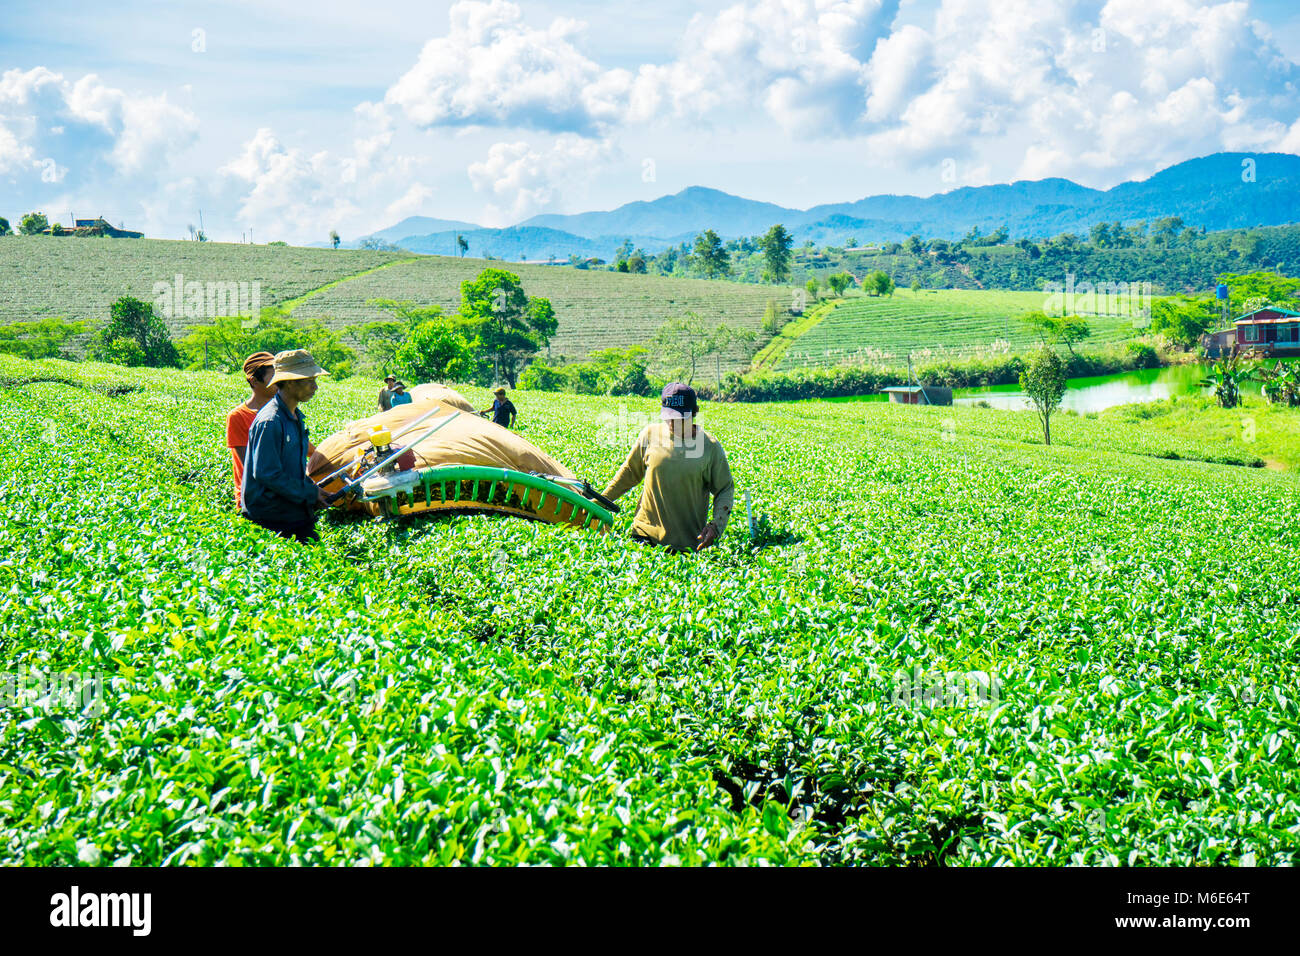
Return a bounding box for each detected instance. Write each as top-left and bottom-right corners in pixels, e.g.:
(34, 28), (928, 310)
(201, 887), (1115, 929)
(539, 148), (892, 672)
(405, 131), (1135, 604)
(225, 351), (325, 507)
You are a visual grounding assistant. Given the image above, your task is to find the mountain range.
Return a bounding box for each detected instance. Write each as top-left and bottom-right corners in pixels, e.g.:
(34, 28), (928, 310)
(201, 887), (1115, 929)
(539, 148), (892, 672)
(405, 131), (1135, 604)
(337, 152), (1300, 260)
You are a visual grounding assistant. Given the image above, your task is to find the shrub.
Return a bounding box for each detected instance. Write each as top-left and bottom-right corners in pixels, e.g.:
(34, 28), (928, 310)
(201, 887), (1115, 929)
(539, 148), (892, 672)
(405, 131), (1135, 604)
(0, 318), (86, 359)
(393, 319), (485, 386)
(90, 296), (180, 368)
(1125, 342), (1160, 369)
(19, 211), (48, 235)
(518, 362), (571, 392)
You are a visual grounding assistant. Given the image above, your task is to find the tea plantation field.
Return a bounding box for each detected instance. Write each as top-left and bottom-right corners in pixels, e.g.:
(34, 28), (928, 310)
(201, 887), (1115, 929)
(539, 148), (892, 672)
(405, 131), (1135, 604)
(1, 355), (1298, 865)
(287, 254), (789, 371)
(0, 238), (790, 371)
(0, 236), (408, 331)
(779, 289), (1139, 371)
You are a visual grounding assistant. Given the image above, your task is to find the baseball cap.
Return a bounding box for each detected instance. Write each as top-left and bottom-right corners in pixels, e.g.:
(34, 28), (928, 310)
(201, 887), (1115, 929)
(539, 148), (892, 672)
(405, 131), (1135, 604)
(243, 351), (275, 377)
(269, 349), (329, 384)
(493, 386), (507, 396)
(660, 382), (698, 420)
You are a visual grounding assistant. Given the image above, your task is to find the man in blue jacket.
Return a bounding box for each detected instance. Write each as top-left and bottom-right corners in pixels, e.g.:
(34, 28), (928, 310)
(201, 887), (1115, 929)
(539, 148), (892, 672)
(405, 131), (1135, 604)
(241, 349), (330, 542)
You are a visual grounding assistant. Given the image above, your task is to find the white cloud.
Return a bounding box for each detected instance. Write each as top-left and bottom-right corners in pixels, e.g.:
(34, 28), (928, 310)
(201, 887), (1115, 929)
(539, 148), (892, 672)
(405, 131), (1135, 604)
(385, 0), (619, 135)
(383, 0), (892, 138)
(219, 127), (363, 240)
(628, 0), (888, 135)
(384, 182), (436, 221)
(217, 102), (435, 242)
(853, 0), (1300, 185)
(864, 25), (934, 123)
(0, 67), (197, 179)
(467, 134), (614, 224)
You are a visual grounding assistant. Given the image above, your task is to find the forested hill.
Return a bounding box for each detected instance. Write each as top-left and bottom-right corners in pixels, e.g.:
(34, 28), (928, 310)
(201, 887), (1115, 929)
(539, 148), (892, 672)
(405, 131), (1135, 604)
(790, 222), (1300, 296)
(356, 152), (1300, 260)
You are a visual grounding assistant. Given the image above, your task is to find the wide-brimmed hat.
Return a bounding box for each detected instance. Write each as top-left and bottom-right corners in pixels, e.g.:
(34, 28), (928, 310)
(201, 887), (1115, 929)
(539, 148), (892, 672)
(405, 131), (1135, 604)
(269, 349), (329, 384)
(392, 380), (406, 390)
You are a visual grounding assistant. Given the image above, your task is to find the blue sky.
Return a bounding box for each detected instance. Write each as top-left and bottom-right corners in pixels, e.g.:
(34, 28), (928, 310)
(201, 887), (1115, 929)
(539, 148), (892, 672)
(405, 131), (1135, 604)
(3, 0), (1299, 243)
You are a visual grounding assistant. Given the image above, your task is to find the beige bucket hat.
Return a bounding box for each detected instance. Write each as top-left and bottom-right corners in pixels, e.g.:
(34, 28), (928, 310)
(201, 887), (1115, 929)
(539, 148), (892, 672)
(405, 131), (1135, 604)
(270, 349), (329, 384)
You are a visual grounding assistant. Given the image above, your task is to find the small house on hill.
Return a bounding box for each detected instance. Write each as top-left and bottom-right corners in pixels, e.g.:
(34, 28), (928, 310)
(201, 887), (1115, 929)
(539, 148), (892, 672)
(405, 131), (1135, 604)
(1202, 307), (1300, 358)
(50, 216), (143, 238)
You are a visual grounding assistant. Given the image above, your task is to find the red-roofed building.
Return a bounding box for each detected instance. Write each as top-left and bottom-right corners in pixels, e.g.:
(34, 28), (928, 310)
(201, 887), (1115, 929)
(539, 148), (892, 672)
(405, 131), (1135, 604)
(1201, 307), (1300, 358)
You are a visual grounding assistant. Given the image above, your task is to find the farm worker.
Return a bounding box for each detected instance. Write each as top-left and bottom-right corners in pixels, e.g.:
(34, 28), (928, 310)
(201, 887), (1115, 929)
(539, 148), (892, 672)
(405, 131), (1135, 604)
(225, 351), (325, 508)
(480, 386), (517, 428)
(601, 383), (734, 552)
(241, 349), (330, 543)
(377, 375), (397, 412)
(389, 380), (413, 407)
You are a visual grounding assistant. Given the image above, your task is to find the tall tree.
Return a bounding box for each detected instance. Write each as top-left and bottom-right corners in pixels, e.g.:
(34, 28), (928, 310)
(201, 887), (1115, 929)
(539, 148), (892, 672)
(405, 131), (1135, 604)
(693, 229), (731, 279)
(1020, 348), (1067, 446)
(1149, 296), (1216, 349)
(758, 224), (794, 283)
(457, 234), (469, 257)
(456, 269), (556, 386)
(394, 320), (484, 384)
(19, 212), (48, 235)
(827, 272), (855, 296)
(866, 270), (895, 296)
(653, 312), (742, 385)
(329, 230), (340, 249)
(1022, 310), (1091, 356)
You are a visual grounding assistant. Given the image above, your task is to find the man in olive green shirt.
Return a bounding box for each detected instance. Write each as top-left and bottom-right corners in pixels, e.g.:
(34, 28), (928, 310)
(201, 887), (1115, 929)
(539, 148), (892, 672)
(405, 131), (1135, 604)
(602, 383), (734, 552)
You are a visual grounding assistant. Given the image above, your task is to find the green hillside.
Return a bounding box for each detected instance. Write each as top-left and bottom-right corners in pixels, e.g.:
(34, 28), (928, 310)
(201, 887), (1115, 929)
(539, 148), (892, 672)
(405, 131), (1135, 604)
(777, 289), (1140, 371)
(0, 239), (795, 373)
(0, 236), (407, 329)
(287, 254), (792, 372)
(2, 354), (1298, 865)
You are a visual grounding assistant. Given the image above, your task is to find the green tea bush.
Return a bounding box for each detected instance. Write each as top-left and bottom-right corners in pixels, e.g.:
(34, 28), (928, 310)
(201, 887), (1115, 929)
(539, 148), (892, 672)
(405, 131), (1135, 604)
(1, 355), (1298, 866)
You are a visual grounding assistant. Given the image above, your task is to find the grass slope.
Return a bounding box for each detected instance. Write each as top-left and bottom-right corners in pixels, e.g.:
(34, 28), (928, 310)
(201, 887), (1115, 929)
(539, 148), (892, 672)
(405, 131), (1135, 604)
(1, 355), (1298, 865)
(1103, 393), (1300, 471)
(779, 289), (1138, 371)
(0, 236), (407, 332)
(287, 255), (793, 371)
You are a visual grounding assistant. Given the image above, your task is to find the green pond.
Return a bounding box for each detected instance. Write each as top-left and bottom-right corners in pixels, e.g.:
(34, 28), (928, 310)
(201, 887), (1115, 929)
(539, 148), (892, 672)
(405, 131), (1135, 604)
(953, 364), (1214, 413)
(825, 365), (1216, 412)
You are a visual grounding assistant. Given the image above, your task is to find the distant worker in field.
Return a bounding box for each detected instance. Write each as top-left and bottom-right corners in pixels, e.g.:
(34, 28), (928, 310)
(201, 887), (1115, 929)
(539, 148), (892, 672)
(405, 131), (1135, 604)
(601, 383), (734, 552)
(241, 349), (330, 543)
(389, 380), (413, 407)
(480, 386), (517, 428)
(377, 374), (397, 412)
(225, 351), (325, 508)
